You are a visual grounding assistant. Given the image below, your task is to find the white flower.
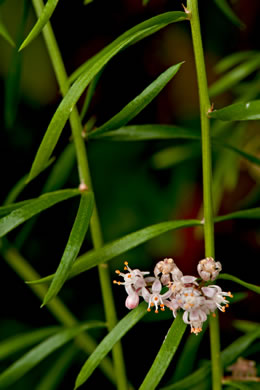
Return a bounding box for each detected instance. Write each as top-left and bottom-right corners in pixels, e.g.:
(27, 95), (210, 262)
(202, 285), (233, 312)
(176, 286), (205, 311)
(197, 257), (222, 281)
(183, 308), (208, 335)
(113, 261), (149, 293)
(171, 275), (198, 295)
(142, 279), (172, 313)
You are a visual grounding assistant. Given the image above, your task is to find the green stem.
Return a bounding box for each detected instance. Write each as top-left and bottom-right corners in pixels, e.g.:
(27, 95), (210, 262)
(1, 244), (115, 385)
(186, 1), (221, 389)
(29, 2), (128, 389)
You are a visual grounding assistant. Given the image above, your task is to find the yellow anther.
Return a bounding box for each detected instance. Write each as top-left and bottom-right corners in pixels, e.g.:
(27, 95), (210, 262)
(154, 297), (158, 301)
(150, 302), (154, 307)
(160, 304), (164, 307)
(115, 270), (120, 274)
(184, 293), (188, 297)
(221, 306), (226, 312)
(190, 293), (194, 297)
(161, 307), (165, 311)
(147, 308), (151, 312)
(127, 274), (131, 278)
(228, 292), (233, 298)
(113, 280), (117, 284)
(155, 310), (159, 314)
(124, 261), (128, 265)
(118, 281), (121, 285)
(226, 304), (229, 308)
(212, 312), (216, 317)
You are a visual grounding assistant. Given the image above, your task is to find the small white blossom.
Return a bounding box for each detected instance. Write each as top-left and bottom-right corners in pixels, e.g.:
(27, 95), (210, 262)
(113, 261), (149, 293)
(142, 279), (172, 313)
(197, 257), (222, 281)
(202, 285), (233, 312)
(171, 275), (198, 295)
(183, 308), (208, 335)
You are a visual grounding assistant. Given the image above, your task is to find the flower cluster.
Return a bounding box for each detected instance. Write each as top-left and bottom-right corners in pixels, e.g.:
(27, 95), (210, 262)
(113, 257), (233, 335)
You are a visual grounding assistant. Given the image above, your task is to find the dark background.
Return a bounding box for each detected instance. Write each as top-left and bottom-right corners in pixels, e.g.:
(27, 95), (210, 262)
(0, 0), (260, 388)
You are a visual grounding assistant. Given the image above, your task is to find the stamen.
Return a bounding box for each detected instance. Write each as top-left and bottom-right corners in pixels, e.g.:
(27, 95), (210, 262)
(212, 313), (216, 317)
(155, 310), (159, 314)
(127, 275), (131, 278)
(228, 292), (233, 298)
(124, 261), (128, 265)
(113, 280), (118, 284)
(150, 302), (154, 307)
(115, 270), (120, 274)
(225, 304), (229, 308)
(160, 307), (165, 311)
(154, 297), (158, 301)
(147, 308), (151, 312)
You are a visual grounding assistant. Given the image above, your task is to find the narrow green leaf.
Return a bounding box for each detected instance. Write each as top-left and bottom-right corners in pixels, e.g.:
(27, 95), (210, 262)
(0, 321), (105, 388)
(89, 63), (184, 138)
(89, 123), (260, 167)
(27, 11), (186, 182)
(0, 326), (60, 360)
(4, 0), (30, 128)
(215, 51), (257, 74)
(0, 15), (15, 46)
(215, 207), (260, 222)
(13, 144), (76, 250)
(222, 381), (256, 390)
(233, 320), (260, 333)
(19, 0), (59, 51)
(209, 56), (260, 97)
(139, 313), (187, 390)
(74, 303), (147, 389)
(213, 0), (245, 29)
(221, 327), (260, 367)
(27, 219), (202, 285)
(217, 273), (260, 294)
(3, 174), (28, 206)
(42, 192), (94, 306)
(209, 100), (260, 121)
(161, 328), (260, 390)
(0, 200), (32, 218)
(35, 345), (78, 390)
(89, 124), (201, 141)
(69, 12), (186, 84)
(42, 142), (76, 192)
(80, 69), (103, 122)
(0, 189), (80, 238)
(152, 144), (201, 170)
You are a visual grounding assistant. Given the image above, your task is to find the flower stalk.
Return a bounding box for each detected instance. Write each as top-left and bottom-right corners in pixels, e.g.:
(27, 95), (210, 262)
(186, 0), (222, 388)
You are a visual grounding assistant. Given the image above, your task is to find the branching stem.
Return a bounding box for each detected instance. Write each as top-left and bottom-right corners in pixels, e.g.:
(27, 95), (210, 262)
(186, 1), (222, 389)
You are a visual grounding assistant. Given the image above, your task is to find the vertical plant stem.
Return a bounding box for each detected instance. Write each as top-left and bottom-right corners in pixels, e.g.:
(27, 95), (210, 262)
(29, 2), (128, 389)
(1, 244), (115, 384)
(186, 1), (222, 389)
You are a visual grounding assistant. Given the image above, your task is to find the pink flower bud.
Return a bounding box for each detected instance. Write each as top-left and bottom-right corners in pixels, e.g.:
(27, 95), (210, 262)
(125, 291), (139, 310)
